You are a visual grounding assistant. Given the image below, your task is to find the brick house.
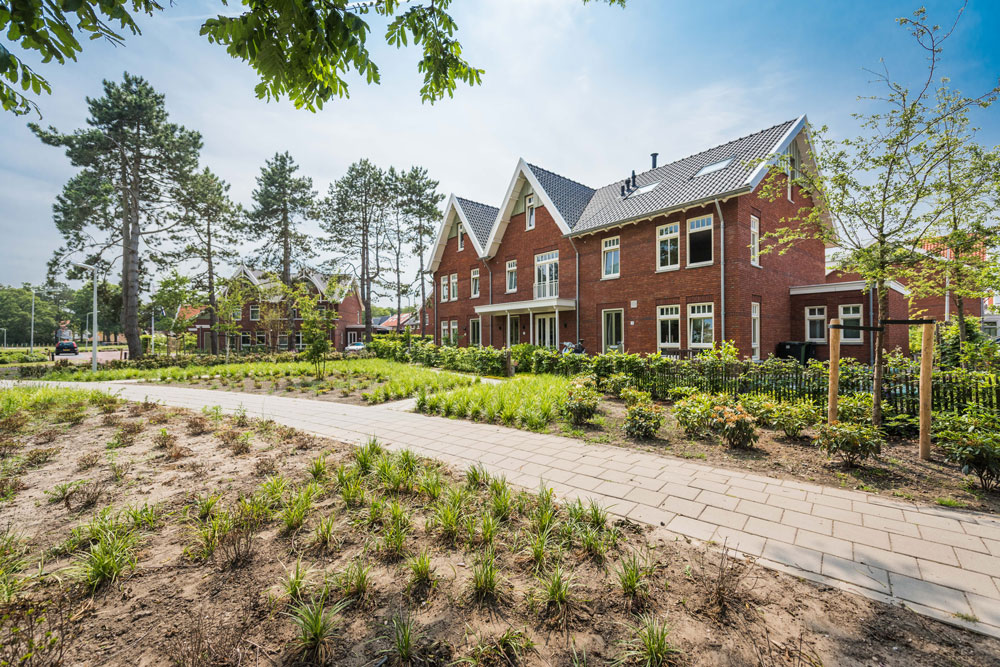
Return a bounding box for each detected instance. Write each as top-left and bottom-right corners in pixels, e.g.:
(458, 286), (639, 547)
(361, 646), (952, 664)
(428, 117), (974, 363)
(187, 267), (364, 352)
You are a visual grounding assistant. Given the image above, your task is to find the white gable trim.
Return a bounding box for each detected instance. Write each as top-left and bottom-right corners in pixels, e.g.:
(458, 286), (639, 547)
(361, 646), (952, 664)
(481, 159), (572, 259)
(427, 195), (486, 273)
(744, 114), (807, 191)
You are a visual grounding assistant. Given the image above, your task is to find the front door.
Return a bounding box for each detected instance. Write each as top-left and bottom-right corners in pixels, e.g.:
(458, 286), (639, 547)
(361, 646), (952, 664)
(603, 309), (624, 353)
(508, 316), (520, 348)
(535, 314), (556, 348)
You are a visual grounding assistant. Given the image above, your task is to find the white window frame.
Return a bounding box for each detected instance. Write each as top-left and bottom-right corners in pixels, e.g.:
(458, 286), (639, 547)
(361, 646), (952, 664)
(231, 308), (241, 321)
(469, 317), (481, 347)
(839, 304), (863, 343)
(470, 268), (480, 298)
(602, 308), (624, 353)
(686, 215), (714, 268)
(450, 319), (458, 345)
(805, 306), (827, 343)
(440, 275), (449, 303)
(657, 305), (681, 352)
(295, 332), (304, 350)
(249, 305), (260, 321)
(602, 236), (620, 279)
(508, 315), (520, 347)
(525, 194), (535, 230)
(441, 320), (450, 345)
(457, 225), (464, 251)
(656, 223), (680, 272)
(751, 302), (761, 360)
(687, 302), (715, 349)
(278, 333), (289, 348)
(506, 260), (517, 293)
(750, 215), (760, 267)
(240, 331), (251, 348)
(255, 331), (266, 346)
(534, 250), (559, 298)
(449, 273), (458, 302)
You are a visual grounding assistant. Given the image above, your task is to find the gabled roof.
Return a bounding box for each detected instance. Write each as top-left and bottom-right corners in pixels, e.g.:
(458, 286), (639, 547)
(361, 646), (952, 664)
(428, 195), (496, 272)
(524, 164), (595, 228)
(454, 197), (496, 250)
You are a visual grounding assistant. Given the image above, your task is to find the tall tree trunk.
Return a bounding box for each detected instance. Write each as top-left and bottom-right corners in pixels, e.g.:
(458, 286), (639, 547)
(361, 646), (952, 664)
(871, 280), (888, 428)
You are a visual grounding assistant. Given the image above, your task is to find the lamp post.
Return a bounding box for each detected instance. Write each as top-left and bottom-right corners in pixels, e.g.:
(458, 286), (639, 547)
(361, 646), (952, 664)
(73, 263), (98, 373)
(29, 288), (34, 353)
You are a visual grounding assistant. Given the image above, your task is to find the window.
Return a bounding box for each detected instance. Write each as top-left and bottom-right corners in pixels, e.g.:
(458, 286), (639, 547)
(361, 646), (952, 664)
(450, 320), (458, 345)
(805, 306), (826, 342)
(295, 332), (303, 350)
(278, 334), (288, 348)
(751, 302), (760, 360)
(839, 304), (863, 342)
(506, 260), (517, 293)
(787, 140), (802, 200)
(231, 308), (241, 321)
(471, 268), (480, 298)
(440, 275), (449, 302)
(602, 236), (620, 279)
(602, 309), (624, 353)
(441, 321), (450, 345)
(240, 331), (251, 348)
(656, 223), (680, 271)
(626, 181), (659, 197)
(469, 317), (481, 347)
(687, 215), (713, 266)
(347, 331), (357, 345)
(508, 315), (520, 347)
(657, 305), (680, 352)
(694, 158), (733, 177)
(249, 305), (260, 321)
(534, 250), (559, 298)
(688, 303), (714, 348)
(750, 215), (760, 266)
(983, 320), (998, 339)
(255, 331), (266, 346)
(457, 225), (464, 251)
(449, 274), (458, 302)
(525, 195), (535, 230)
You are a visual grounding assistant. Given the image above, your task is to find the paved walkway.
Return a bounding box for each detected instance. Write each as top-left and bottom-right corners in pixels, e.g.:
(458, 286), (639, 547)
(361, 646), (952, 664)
(27, 381), (1000, 638)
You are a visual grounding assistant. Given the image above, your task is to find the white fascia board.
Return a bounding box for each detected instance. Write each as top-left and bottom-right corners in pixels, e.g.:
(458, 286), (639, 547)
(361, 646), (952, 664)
(427, 195), (487, 273)
(789, 280), (909, 296)
(481, 159), (572, 259)
(745, 114), (807, 191)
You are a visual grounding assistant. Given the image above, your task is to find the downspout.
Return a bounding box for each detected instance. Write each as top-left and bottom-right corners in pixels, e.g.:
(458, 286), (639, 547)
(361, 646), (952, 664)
(433, 274), (438, 345)
(480, 257), (493, 347)
(714, 199), (726, 343)
(568, 237), (581, 344)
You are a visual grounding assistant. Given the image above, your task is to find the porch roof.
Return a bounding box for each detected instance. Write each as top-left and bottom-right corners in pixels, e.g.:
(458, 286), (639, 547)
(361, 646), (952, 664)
(474, 298), (576, 316)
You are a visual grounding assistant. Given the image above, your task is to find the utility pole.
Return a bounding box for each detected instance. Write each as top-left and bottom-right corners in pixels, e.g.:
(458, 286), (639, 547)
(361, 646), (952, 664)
(151, 308), (155, 355)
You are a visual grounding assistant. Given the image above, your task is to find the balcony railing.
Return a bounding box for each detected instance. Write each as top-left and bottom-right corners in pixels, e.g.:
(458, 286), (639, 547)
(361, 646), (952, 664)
(534, 280), (559, 299)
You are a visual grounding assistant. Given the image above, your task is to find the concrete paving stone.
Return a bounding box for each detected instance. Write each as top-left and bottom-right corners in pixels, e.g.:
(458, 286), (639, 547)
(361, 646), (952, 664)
(659, 482), (702, 501)
(889, 573), (972, 615)
(795, 530), (853, 560)
(626, 504), (676, 527)
(781, 479), (822, 493)
(699, 506), (748, 531)
(954, 548), (1000, 577)
(890, 534), (959, 566)
(967, 593), (1000, 627)
(741, 472), (778, 485)
(594, 480), (634, 500)
(628, 475), (667, 492)
(655, 469), (695, 485)
(963, 522), (1000, 541)
(712, 527), (766, 557)
(604, 499), (638, 518)
(603, 459), (634, 473)
(661, 496), (706, 518)
(821, 487), (868, 501)
(565, 473), (604, 492)
(536, 467), (574, 484)
(918, 525), (988, 553)
(821, 554), (890, 593)
(764, 484), (808, 501)
(860, 514), (921, 538)
(727, 477), (768, 493)
(762, 539), (823, 574)
(689, 478), (730, 495)
(694, 489), (740, 512)
(623, 487), (668, 507)
(571, 463), (607, 478)
(918, 560), (999, 599)
(599, 468), (640, 485)
(985, 538), (1000, 558)
(833, 521), (892, 550)
(765, 494), (813, 515)
(782, 510), (832, 535)
(812, 504), (864, 526)
(853, 544), (921, 578)
(735, 499), (783, 523)
(696, 471), (733, 485)
(851, 501), (905, 521)
(743, 517), (797, 544)
(725, 486), (770, 504)
(666, 515), (717, 542)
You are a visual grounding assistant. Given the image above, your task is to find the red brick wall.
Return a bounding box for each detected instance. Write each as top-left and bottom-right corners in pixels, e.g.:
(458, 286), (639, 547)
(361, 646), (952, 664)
(789, 287), (910, 362)
(433, 224), (491, 347)
(334, 289), (363, 351)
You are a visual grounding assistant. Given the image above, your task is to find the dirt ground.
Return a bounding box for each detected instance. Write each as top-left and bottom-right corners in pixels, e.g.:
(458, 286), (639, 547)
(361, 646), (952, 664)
(1, 392), (999, 666)
(155, 374), (381, 406)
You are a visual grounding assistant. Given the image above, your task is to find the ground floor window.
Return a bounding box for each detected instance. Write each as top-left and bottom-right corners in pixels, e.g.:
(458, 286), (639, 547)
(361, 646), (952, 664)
(602, 309), (624, 353)
(255, 331), (266, 347)
(347, 331), (358, 345)
(984, 320), (999, 339)
(441, 321), (450, 346)
(469, 318), (481, 347)
(535, 313), (557, 347)
(450, 320), (458, 345)
(688, 303), (714, 348)
(805, 306), (826, 342)
(295, 332), (304, 350)
(751, 302), (760, 360)
(839, 304), (863, 342)
(240, 331), (251, 348)
(508, 315), (520, 348)
(657, 305), (680, 353)
(278, 334), (288, 348)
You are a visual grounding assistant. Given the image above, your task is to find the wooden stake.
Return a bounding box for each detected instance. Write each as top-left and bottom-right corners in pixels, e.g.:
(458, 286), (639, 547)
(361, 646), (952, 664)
(919, 321), (934, 461)
(828, 318), (841, 425)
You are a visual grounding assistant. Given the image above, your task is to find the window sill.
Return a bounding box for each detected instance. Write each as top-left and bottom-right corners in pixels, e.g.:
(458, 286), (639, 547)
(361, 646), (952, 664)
(601, 275), (620, 281)
(655, 266), (680, 273)
(841, 341), (865, 346)
(806, 339), (827, 344)
(689, 345), (713, 350)
(751, 262), (762, 269)
(686, 261), (714, 269)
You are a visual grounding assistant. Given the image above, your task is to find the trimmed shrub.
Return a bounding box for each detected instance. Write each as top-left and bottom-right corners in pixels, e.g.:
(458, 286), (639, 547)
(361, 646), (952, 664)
(709, 405), (758, 449)
(771, 400), (821, 439)
(665, 385), (700, 402)
(934, 409), (1000, 491)
(737, 394), (780, 429)
(561, 376), (601, 426)
(603, 372), (632, 398)
(619, 387), (651, 407)
(624, 397), (664, 440)
(673, 393), (715, 436)
(837, 393), (873, 425)
(816, 423), (884, 467)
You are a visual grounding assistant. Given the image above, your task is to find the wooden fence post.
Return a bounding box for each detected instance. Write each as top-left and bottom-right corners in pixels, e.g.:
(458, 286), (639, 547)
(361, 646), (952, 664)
(919, 321), (934, 461)
(828, 318), (841, 425)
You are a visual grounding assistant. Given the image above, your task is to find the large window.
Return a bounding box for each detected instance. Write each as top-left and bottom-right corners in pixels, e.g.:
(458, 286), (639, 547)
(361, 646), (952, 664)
(602, 309), (624, 353)
(751, 302), (761, 360)
(805, 306), (826, 342)
(525, 194), (536, 230)
(457, 225), (464, 251)
(656, 223), (680, 271)
(441, 321), (450, 346)
(471, 268), (480, 298)
(469, 317), (481, 347)
(249, 305), (260, 321)
(440, 275), (449, 302)
(602, 236), (620, 279)
(506, 260), (517, 293)
(750, 215), (760, 266)
(508, 315), (520, 347)
(449, 274), (458, 302)
(687, 215), (713, 266)
(657, 305), (680, 352)
(534, 250), (559, 298)
(688, 303), (714, 348)
(839, 304), (863, 342)
(450, 320), (458, 345)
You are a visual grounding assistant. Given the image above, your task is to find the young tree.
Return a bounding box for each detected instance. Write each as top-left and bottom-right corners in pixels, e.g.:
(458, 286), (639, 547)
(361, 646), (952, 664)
(212, 277), (254, 360)
(249, 152), (317, 287)
(255, 273), (293, 352)
(149, 271), (197, 354)
(400, 166), (444, 336)
(320, 159), (390, 342)
(31, 73), (202, 359)
(382, 167), (414, 332)
(758, 7), (998, 426)
(293, 283), (340, 379)
(171, 168), (245, 354)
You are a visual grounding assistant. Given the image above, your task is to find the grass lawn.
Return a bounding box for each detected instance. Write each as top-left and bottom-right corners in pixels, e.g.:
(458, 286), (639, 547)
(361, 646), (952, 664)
(0, 384), (995, 665)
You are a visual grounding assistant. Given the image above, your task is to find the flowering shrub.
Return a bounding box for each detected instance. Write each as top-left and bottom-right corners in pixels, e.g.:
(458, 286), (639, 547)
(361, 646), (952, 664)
(665, 386), (700, 402)
(624, 400), (665, 439)
(619, 387), (651, 407)
(709, 405), (758, 449)
(772, 400), (821, 439)
(672, 393), (715, 436)
(816, 423), (884, 467)
(602, 372), (632, 398)
(737, 394), (780, 428)
(562, 376), (602, 426)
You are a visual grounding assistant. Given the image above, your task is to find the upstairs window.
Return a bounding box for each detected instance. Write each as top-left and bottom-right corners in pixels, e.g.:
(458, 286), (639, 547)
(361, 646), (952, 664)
(249, 305), (260, 321)
(839, 304), (863, 342)
(471, 268), (480, 298)
(525, 194), (536, 230)
(602, 236), (620, 279)
(506, 260), (517, 293)
(440, 275), (449, 303)
(457, 225), (464, 251)
(805, 306), (826, 343)
(657, 222), (680, 270)
(449, 273), (458, 302)
(687, 215), (713, 266)
(534, 250), (559, 298)
(750, 215), (760, 266)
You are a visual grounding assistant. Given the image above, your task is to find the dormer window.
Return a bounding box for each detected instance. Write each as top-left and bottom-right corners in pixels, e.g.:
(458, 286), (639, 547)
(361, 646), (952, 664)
(457, 225), (464, 251)
(694, 158), (733, 177)
(525, 195), (535, 230)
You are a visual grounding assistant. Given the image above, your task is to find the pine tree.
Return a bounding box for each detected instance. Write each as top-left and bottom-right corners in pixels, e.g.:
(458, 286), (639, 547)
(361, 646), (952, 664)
(400, 167), (444, 337)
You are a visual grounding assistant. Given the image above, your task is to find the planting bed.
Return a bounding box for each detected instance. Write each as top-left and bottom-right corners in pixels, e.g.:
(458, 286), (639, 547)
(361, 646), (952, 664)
(1, 385), (998, 665)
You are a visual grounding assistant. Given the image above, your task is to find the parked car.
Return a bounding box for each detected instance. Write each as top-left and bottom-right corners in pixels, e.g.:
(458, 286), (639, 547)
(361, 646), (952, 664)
(55, 341), (78, 355)
(345, 341), (366, 354)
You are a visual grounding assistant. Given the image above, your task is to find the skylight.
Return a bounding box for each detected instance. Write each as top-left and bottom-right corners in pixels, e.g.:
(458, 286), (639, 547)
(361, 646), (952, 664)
(694, 158), (733, 177)
(625, 181), (659, 198)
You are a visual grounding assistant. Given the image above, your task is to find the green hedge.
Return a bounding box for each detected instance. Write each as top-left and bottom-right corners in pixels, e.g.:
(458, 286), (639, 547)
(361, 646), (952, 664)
(366, 338), (507, 376)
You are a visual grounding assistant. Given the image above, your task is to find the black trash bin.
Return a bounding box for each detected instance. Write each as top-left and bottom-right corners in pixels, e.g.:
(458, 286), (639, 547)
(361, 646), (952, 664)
(776, 341), (815, 365)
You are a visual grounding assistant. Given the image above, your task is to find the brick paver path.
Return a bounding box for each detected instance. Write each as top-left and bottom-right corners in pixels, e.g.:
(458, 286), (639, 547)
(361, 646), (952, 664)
(29, 381), (1000, 637)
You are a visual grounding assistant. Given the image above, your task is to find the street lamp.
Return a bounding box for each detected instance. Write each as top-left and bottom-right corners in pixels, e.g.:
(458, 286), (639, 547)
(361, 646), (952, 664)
(29, 288), (34, 353)
(73, 263), (98, 373)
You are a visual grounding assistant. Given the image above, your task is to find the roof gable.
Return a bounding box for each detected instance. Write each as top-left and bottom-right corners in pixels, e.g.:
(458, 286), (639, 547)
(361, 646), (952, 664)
(427, 194), (496, 272)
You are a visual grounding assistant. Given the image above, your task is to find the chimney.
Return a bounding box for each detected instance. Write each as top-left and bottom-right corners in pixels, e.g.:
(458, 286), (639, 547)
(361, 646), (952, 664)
(620, 184), (626, 197)
(631, 170), (636, 188)
(651, 152), (658, 169)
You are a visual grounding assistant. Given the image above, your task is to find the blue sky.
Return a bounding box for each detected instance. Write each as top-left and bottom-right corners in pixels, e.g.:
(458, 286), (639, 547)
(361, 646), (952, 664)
(1, 0), (997, 305)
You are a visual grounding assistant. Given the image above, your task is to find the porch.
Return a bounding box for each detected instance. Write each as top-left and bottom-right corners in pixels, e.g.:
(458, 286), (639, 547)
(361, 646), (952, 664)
(474, 297), (576, 348)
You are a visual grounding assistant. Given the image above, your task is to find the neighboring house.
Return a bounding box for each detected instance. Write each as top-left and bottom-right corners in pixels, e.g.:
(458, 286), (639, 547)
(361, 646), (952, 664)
(187, 267), (364, 352)
(428, 116), (931, 363)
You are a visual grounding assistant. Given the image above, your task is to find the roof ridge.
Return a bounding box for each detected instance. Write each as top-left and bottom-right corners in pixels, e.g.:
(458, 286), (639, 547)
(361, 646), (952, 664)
(525, 162), (595, 192)
(455, 195), (499, 211)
